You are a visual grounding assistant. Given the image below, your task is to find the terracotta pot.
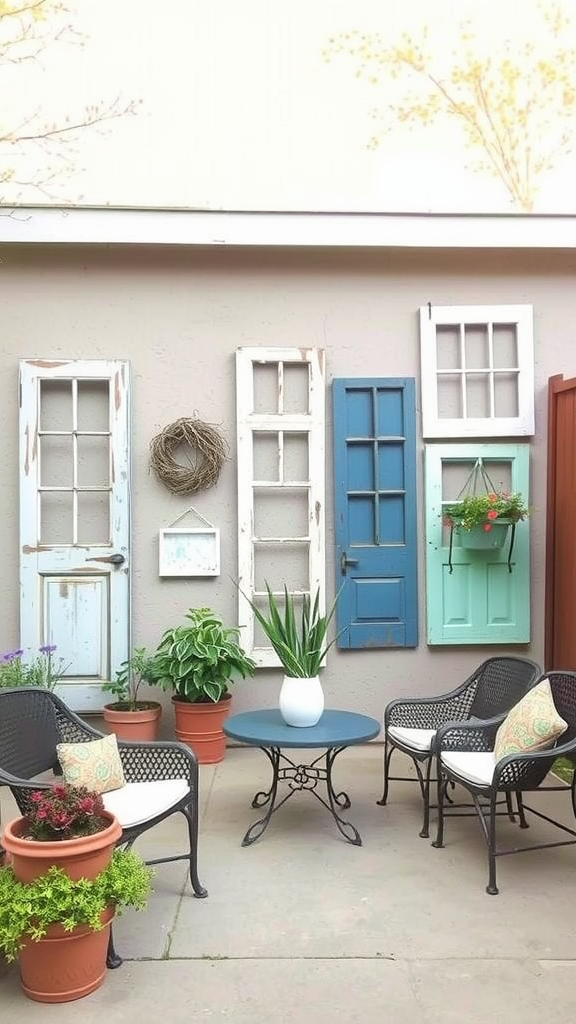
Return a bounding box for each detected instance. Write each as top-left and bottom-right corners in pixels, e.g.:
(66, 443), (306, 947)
(103, 701), (162, 742)
(172, 694), (232, 764)
(1, 811), (122, 883)
(19, 905), (114, 1003)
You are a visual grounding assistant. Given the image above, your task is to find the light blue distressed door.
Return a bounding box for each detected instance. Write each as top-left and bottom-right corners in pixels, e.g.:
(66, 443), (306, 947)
(19, 360), (131, 711)
(333, 379), (418, 649)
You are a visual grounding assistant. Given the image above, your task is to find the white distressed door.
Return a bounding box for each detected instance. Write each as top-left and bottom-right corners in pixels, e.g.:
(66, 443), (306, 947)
(19, 360), (131, 712)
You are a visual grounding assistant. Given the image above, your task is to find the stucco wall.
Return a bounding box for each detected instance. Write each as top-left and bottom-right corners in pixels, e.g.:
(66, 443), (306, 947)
(1, 244), (575, 735)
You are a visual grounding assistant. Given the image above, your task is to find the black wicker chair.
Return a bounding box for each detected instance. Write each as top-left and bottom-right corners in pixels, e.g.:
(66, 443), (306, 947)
(432, 670), (576, 894)
(0, 687), (207, 966)
(378, 656), (542, 838)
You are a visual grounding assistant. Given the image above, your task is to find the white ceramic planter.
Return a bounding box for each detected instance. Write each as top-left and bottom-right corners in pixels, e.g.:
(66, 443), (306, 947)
(279, 675), (324, 727)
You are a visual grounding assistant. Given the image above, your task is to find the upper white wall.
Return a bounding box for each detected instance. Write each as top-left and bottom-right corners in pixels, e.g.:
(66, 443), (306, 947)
(0, 244), (574, 727)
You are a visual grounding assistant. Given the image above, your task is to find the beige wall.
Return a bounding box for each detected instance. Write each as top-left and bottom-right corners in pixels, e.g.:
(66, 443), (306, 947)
(1, 244), (575, 735)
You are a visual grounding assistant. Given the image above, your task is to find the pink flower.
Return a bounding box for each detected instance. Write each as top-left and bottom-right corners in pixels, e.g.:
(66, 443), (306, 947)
(483, 523), (492, 532)
(486, 509), (498, 520)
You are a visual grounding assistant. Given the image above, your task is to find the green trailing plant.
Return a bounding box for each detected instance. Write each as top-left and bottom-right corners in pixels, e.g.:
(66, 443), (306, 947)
(103, 646), (160, 711)
(0, 849), (152, 962)
(151, 607), (256, 704)
(442, 491), (530, 533)
(242, 583), (341, 677)
(0, 645), (68, 691)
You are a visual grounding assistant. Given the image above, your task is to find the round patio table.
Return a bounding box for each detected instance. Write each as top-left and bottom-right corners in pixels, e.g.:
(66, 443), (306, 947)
(223, 709), (380, 847)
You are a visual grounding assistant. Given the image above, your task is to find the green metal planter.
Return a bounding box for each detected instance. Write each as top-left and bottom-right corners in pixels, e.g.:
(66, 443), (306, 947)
(457, 521), (511, 551)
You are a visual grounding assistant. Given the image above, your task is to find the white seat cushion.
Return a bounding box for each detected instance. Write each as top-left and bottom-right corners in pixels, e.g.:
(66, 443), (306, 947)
(441, 751), (496, 788)
(102, 778), (189, 829)
(387, 726), (437, 752)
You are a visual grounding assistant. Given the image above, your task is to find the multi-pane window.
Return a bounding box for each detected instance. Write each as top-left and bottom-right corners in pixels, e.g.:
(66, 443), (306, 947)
(420, 305), (535, 438)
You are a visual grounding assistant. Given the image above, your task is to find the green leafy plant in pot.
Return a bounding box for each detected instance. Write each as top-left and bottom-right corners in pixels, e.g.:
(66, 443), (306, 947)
(102, 646), (163, 742)
(151, 607), (256, 763)
(242, 583), (341, 728)
(0, 850), (151, 1002)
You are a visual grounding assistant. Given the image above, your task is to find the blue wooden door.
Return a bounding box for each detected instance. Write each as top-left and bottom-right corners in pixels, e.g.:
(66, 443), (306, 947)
(333, 379), (418, 649)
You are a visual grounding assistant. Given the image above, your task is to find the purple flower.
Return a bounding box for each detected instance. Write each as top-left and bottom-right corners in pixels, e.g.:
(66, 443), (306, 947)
(39, 644), (57, 654)
(2, 649), (24, 662)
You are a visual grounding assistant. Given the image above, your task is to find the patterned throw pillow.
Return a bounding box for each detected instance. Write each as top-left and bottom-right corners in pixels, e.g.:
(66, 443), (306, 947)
(494, 679), (568, 761)
(56, 733), (125, 794)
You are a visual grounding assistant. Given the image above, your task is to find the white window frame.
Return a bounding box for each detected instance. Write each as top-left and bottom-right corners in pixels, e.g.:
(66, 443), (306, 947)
(236, 347), (326, 667)
(419, 304), (535, 438)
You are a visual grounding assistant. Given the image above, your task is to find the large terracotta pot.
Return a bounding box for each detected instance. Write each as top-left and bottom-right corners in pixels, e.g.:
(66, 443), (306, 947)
(103, 701), (162, 742)
(172, 694), (232, 764)
(1, 811), (122, 883)
(19, 906), (114, 1003)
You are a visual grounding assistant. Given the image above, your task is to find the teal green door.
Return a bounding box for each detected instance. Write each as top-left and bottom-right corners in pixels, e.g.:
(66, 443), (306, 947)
(425, 444), (530, 645)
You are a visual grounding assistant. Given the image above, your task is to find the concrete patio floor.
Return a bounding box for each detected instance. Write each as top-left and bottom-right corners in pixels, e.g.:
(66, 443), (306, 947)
(2, 743), (576, 1022)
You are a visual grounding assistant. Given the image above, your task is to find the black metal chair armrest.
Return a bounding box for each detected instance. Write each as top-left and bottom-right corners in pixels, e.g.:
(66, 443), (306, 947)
(435, 717), (501, 753)
(117, 739), (199, 785)
(385, 687), (478, 729)
(494, 737), (576, 789)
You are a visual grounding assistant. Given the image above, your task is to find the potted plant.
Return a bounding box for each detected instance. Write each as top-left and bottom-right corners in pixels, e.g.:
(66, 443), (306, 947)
(0, 851), (151, 1003)
(242, 583), (340, 727)
(1, 783), (122, 882)
(0, 783), (151, 1002)
(442, 490), (530, 550)
(102, 647), (163, 742)
(151, 607), (256, 764)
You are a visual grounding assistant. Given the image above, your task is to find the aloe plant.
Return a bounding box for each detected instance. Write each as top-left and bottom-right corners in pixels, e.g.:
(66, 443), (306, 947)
(244, 584), (341, 677)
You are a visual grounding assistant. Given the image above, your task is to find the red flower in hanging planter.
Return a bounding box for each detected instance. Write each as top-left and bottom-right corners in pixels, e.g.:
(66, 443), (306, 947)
(486, 509), (498, 521)
(483, 523), (492, 532)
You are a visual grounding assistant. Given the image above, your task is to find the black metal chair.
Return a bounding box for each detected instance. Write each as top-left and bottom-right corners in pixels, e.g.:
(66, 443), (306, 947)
(378, 656), (542, 838)
(432, 670), (576, 894)
(0, 687), (207, 966)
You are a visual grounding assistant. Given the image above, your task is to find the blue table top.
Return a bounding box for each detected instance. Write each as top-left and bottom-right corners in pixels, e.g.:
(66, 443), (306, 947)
(223, 709), (381, 748)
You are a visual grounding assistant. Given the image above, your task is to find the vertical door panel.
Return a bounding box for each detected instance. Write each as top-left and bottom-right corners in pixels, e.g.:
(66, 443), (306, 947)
(333, 378), (418, 649)
(545, 375), (576, 670)
(19, 360), (130, 711)
(426, 444), (530, 644)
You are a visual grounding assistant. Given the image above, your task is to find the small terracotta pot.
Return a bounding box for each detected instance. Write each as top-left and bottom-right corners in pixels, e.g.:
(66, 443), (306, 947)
(19, 906), (114, 1003)
(172, 694), (232, 764)
(103, 701), (162, 742)
(1, 812), (122, 883)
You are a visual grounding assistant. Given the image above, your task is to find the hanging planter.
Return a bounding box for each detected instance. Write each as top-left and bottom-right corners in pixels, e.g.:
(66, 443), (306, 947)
(457, 520), (511, 550)
(441, 459), (530, 573)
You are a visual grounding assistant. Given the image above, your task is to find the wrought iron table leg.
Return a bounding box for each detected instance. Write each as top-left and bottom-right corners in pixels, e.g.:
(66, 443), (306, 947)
(242, 747), (285, 845)
(241, 745), (362, 846)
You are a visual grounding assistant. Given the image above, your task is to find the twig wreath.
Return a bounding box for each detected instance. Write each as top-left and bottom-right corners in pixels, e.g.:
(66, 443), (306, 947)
(149, 417), (228, 494)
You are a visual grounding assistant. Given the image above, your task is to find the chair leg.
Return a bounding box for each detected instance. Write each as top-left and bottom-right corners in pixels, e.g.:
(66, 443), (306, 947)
(183, 805), (208, 898)
(419, 756), (433, 839)
(377, 738), (394, 806)
(505, 791), (516, 823)
(106, 925), (123, 969)
(431, 758), (445, 849)
(516, 790), (529, 829)
(486, 793), (499, 895)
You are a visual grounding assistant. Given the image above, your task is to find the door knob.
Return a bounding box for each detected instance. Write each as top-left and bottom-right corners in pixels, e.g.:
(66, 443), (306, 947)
(340, 552), (359, 574)
(85, 553), (126, 566)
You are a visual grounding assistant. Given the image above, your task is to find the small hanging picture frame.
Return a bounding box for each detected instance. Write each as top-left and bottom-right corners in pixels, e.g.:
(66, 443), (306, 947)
(159, 508), (220, 577)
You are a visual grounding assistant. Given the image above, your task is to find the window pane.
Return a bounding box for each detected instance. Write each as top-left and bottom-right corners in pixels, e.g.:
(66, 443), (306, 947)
(40, 491), (73, 544)
(436, 325), (461, 370)
(40, 435), (73, 487)
(464, 324), (488, 369)
(40, 380), (72, 431)
(77, 491), (110, 544)
(77, 380), (110, 431)
(77, 435), (110, 487)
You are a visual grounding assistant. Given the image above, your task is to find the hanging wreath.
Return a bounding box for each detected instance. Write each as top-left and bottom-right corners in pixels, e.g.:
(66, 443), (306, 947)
(149, 417), (228, 495)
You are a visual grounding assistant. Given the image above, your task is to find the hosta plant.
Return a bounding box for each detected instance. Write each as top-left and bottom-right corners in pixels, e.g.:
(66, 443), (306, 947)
(0, 850), (152, 962)
(151, 607), (256, 704)
(243, 583), (341, 677)
(442, 491), (530, 533)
